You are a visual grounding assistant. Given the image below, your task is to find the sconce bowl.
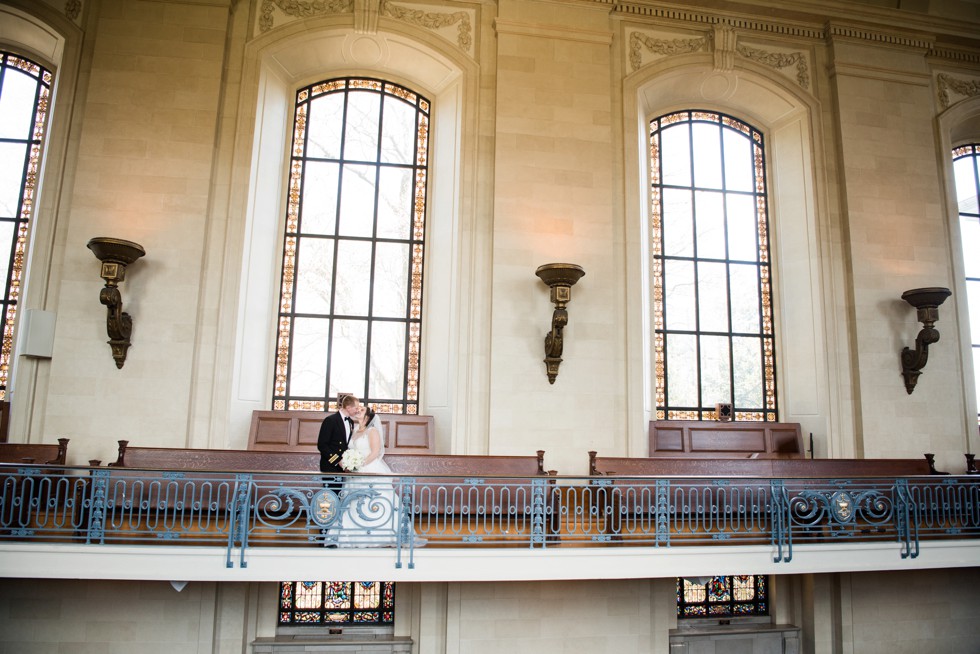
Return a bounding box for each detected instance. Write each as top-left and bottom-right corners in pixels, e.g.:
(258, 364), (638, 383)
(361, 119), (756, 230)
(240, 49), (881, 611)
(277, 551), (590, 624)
(901, 287), (951, 310)
(87, 237), (146, 265)
(535, 263), (585, 288)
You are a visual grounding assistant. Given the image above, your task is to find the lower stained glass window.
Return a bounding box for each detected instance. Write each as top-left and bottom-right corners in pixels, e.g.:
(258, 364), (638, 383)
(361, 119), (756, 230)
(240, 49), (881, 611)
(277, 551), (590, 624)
(676, 575), (768, 618)
(279, 581), (394, 625)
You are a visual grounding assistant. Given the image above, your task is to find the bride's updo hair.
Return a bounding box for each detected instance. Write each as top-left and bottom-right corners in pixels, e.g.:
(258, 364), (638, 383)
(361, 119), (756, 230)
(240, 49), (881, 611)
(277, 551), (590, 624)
(363, 407), (376, 424)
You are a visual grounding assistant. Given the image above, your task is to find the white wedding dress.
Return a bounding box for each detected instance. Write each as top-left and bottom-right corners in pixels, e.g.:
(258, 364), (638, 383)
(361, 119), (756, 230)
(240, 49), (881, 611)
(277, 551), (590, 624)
(336, 420), (399, 548)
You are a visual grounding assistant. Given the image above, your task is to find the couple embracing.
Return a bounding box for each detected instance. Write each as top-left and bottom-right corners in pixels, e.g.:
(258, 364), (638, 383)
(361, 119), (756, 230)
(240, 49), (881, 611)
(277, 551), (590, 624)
(316, 393), (398, 547)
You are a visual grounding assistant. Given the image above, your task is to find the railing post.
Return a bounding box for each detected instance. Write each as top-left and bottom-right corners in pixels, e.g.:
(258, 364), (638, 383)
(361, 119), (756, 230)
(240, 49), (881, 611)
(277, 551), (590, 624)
(396, 477), (417, 569)
(894, 478), (919, 559)
(530, 476), (548, 548)
(655, 479), (670, 547)
(227, 473), (254, 569)
(85, 469), (109, 545)
(770, 480), (791, 563)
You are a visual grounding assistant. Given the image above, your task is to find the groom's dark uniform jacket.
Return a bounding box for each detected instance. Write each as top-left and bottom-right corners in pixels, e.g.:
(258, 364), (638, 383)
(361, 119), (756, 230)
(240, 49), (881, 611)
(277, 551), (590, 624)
(317, 412), (349, 474)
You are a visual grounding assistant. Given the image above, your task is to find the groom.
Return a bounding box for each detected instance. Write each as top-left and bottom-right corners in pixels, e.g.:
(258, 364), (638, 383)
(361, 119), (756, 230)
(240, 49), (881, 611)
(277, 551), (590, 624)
(317, 393), (362, 479)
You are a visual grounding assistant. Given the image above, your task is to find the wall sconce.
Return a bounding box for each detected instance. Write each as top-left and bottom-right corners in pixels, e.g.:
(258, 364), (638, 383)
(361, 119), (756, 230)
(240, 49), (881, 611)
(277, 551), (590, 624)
(535, 263), (585, 384)
(87, 237), (146, 369)
(900, 286), (951, 394)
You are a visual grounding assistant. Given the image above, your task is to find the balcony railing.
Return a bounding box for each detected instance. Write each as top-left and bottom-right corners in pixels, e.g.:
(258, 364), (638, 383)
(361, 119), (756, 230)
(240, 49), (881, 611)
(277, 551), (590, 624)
(1, 465), (978, 570)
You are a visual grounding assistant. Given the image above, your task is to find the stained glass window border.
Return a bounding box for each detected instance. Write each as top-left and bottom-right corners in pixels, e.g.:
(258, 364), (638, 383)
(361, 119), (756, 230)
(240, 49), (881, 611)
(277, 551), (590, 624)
(676, 575), (769, 619)
(278, 581), (395, 626)
(650, 110), (778, 422)
(0, 51), (52, 401)
(273, 76), (430, 415)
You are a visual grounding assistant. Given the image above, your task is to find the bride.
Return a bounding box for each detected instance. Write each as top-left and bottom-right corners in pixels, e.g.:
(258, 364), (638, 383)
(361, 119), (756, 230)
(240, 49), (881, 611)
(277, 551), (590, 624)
(337, 407), (400, 548)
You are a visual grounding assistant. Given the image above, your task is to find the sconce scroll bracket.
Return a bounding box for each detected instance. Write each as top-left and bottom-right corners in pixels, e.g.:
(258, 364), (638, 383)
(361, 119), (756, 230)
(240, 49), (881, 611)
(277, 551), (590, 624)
(536, 263), (585, 384)
(900, 287), (951, 394)
(87, 237), (146, 369)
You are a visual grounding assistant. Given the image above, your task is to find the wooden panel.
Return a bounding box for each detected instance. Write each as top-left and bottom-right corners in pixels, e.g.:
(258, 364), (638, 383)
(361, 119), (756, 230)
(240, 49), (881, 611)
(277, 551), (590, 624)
(247, 410), (434, 454)
(649, 420), (804, 459)
(0, 439), (68, 465)
(590, 454), (934, 478)
(688, 426), (766, 453)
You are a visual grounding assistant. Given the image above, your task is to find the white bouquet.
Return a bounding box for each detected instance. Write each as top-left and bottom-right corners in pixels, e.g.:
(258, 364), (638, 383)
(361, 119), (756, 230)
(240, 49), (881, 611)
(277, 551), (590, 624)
(340, 448), (364, 472)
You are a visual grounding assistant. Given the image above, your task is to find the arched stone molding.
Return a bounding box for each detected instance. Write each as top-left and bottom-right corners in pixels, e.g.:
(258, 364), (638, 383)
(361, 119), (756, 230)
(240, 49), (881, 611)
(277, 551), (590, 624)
(0, 1), (83, 444)
(621, 53), (850, 458)
(935, 93), (980, 451)
(193, 12), (489, 454)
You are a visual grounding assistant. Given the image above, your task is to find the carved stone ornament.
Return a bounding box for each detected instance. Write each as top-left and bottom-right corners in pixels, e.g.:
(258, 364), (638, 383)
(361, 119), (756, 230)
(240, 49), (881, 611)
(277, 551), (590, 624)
(381, 1), (472, 52)
(629, 31), (707, 72)
(937, 73), (980, 109)
(259, 0), (354, 33)
(737, 44), (810, 90)
(65, 0), (82, 21)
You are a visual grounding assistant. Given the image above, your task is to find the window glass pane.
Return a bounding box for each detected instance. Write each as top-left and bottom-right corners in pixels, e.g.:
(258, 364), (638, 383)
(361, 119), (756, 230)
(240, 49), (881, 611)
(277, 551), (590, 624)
(0, 68), (36, 140)
(381, 96), (416, 165)
(962, 216), (980, 279)
(953, 155), (978, 208)
(723, 128), (753, 192)
(968, 280), (980, 345)
(0, 221), (12, 296)
(733, 337), (763, 408)
(334, 240), (372, 315)
(373, 242), (409, 318)
(699, 335), (731, 406)
(344, 90), (380, 162)
(661, 124), (691, 187)
(369, 322), (406, 400)
(692, 123), (722, 189)
(293, 238), (334, 314)
(666, 334), (697, 407)
(300, 161), (339, 236)
(726, 194), (758, 262)
(289, 317), (329, 397)
(329, 319), (367, 394)
(695, 190), (725, 259)
(662, 188), (693, 257)
(697, 261), (729, 333)
(339, 164), (376, 237)
(0, 142), (26, 215)
(377, 166), (413, 240)
(306, 93), (344, 159)
(664, 259), (696, 331)
(730, 264), (760, 333)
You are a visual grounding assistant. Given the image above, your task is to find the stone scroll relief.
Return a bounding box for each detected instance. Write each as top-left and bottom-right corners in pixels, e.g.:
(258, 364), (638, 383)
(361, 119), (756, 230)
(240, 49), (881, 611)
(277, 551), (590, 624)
(628, 28), (810, 92)
(258, 0), (474, 56)
(628, 31), (708, 72)
(936, 73), (980, 110)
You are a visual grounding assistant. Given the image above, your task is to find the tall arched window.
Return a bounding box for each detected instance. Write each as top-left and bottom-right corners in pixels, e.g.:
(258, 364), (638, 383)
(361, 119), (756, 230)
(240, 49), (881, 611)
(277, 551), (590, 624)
(0, 52), (52, 400)
(650, 111), (777, 421)
(274, 77), (429, 414)
(952, 144), (980, 425)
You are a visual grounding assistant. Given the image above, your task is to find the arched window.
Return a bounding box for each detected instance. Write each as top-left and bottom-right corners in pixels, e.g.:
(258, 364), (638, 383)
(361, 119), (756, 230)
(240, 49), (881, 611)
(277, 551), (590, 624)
(650, 110), (777, 421)
(274, 77), (429, 414)
(952, 144), (980, 425)
(0, 52), (52, 400)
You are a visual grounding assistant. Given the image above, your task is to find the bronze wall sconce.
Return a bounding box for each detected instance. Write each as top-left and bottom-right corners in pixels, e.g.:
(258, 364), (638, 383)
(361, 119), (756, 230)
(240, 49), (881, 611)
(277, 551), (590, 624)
(900, 286), (951, 394)
(535, 263), (585, 384)
(87, 237), (146, 369)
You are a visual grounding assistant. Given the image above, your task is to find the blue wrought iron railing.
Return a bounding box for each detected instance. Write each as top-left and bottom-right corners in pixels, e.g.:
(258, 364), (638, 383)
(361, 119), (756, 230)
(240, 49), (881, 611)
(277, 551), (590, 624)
(1, 465), (977, 569)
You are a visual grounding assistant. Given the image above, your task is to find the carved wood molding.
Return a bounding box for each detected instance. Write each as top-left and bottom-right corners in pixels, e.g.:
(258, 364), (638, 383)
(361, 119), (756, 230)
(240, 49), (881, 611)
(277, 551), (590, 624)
(937, 73), (980, 109)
